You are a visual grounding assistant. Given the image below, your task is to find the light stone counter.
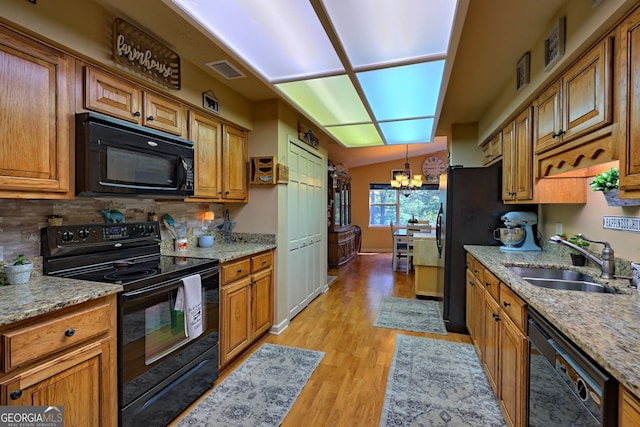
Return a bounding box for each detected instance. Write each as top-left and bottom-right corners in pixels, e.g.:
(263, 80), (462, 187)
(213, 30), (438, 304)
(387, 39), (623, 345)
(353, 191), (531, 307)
(465, 245), (640, 399)
(161, 232), (277, 263)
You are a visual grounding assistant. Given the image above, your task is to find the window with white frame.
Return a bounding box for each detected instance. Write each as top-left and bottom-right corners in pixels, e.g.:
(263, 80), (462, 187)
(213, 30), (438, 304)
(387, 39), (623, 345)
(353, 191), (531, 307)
(369, 183), (440, 226)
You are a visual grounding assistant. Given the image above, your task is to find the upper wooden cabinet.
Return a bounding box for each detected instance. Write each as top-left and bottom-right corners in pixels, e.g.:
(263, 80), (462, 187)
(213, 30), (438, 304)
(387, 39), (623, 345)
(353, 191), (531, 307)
(187, 111), (248, 203)
(533, 38), (613, 154)
(0, 25), (73, 199)
(482, 132), (503, 166)
(503, 108), (533, 202)
(84, 67), (186, 138)
(618, 5), (640, 194)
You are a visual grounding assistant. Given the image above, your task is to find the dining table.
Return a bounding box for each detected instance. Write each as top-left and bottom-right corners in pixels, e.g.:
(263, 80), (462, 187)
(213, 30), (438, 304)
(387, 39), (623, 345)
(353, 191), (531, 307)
(392, 225), (433, 271)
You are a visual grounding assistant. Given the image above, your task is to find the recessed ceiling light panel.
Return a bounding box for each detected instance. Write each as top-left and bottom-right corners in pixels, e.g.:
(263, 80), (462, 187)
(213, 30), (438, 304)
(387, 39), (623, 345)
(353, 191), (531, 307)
(380, 118), (434, 145)
(325, 123), (384, 147)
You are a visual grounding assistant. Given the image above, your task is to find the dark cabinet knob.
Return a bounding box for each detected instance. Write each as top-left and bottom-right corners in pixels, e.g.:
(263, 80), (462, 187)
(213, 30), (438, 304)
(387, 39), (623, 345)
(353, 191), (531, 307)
(10, 390), (22, 400)
(492, 313), (501, 321)
(503, 301), (511, 307)
(552, 129), (565, 138)
(65, 328), (75, 337)
(133, 111), (141, 117)
(147, 116), (154, 121)
(485, 282), (491, 286)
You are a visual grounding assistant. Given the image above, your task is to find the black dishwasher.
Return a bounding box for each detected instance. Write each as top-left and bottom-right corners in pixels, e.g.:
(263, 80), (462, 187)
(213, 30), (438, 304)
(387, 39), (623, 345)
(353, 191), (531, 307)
(528, 308), (617, 426)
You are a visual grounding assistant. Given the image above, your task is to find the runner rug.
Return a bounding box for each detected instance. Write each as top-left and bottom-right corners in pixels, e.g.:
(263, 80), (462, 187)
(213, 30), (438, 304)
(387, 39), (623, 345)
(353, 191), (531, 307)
(379, 335), (505, 426)
(177, 343), (324, 426)
(373, 296), (447, 335)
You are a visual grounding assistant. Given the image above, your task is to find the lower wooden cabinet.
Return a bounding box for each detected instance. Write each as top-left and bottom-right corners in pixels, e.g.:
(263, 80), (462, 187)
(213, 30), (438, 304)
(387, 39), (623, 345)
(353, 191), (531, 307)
(466, 253), (528, 427)
(619, 384), (640, 426)
(220, 250), (274, 368)
(0, 295), (117, 427)
(328, 225), (357, 268)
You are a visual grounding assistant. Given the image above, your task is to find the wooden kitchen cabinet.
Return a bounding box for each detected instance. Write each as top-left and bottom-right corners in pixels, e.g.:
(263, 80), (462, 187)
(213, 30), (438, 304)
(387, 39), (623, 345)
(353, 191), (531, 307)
(482, 289), (501, 395)
(618, 5), (640, 196)
(533, 38), (612, 155)
(502, 108), (533, 202)
(0, 24), (73, 199)
(0, 295), (117, 427)
(220, 250), (274, 368)
(187, 111), (248, 203)
(84, 66), (186, 137)
(619, 384), (640, 426)
(482, 132), (503, 166)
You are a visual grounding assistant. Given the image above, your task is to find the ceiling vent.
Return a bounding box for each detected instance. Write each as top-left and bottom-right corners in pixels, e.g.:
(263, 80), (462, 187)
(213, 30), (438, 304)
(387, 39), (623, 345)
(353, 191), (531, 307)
(206, 60), (245, 79)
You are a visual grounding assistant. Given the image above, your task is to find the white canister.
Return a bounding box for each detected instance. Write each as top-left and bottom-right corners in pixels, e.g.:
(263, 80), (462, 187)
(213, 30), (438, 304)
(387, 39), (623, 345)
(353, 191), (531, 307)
(175, 238), (188, 252)
(631, 262), (640, 290)
(198, 235), (214, 248)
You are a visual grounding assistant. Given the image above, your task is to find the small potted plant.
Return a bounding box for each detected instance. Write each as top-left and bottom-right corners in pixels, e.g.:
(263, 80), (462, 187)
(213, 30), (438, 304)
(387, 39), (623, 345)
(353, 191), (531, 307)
(4, 254), (34, 285)
(567, 235), (590, 266)
(198, 230), (214, 248)
(590, 167), (640, 206)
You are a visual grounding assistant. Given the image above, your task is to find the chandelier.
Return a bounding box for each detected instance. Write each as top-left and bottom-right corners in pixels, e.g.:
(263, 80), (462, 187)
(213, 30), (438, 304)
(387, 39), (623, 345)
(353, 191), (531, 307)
(390, 145), (423, 197)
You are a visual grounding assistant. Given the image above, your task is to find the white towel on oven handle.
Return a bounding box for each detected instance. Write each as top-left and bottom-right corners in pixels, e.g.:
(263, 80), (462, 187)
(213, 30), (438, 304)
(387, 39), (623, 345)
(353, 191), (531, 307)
(174, 274), (203, 338)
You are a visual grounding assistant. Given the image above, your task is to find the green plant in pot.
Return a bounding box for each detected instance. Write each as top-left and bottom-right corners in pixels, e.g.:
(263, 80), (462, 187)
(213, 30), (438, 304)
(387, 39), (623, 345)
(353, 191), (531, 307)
(198, 229), (214, 248)
(3, 254), (34, 285)
(567, 235), (590, 266)
(590, 167), (640, 206)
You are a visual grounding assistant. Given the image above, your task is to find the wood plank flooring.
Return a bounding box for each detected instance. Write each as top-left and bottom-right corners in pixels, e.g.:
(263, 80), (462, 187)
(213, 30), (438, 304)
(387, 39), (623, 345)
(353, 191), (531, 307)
(172, 252), (472, 426)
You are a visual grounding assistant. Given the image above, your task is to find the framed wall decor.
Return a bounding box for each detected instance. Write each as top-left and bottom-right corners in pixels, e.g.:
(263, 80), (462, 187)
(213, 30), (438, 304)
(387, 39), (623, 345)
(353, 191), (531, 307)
(202, 90), (220, 114)
(544, 17), (565, 72)
(516, 52), (530, 92)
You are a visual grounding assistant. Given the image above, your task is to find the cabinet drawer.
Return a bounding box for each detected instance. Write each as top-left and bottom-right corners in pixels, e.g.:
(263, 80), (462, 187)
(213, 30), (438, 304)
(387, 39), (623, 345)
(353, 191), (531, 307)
(251, 251), (273, 273)
(499, 284), (527, 333)
(466, 254), (484, 283)
(221, 258), (251, 285)
(1, 300), (111, 372)
(483, 268), (500, 302)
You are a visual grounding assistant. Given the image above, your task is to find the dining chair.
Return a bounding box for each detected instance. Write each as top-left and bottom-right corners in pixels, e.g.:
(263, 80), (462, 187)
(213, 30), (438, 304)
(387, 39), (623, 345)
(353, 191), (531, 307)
(404, 227), (416, 274)
(390, 221), (408, 271)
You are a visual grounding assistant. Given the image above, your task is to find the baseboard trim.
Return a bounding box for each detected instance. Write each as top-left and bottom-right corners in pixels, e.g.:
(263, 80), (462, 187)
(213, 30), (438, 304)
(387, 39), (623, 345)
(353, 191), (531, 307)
(269, 318), (290, 335)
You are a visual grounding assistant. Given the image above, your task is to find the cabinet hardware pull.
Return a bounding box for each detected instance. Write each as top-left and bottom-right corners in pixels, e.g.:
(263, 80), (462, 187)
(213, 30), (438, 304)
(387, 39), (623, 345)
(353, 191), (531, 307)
(470, 281), (475, 286)
(503, 301), (511, 307)
(492, 313), (501, 321)
(225, 191), (230, 195)
(10, 390), (22, 400)
(262, 260), (267, 264)
(147, 116), (154, 121)
(551, 129), (565, 138)
(485, 282), (491, 286)
(133, 111), (141, 117)
(237, 269), (243, 273)
(65, 328), (75, 337)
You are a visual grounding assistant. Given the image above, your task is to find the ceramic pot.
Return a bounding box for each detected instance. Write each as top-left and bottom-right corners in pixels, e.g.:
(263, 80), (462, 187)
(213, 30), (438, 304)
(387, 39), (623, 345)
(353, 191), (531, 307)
(603, 189), (640, 207)
(4, 263), (34, 285)
(570, 254), (586, 266)
(198, 235), (214, 248)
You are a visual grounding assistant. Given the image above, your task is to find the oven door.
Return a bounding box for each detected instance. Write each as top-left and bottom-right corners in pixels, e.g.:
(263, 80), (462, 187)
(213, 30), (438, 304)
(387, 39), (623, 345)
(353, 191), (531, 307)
(119, 268), (219, 425)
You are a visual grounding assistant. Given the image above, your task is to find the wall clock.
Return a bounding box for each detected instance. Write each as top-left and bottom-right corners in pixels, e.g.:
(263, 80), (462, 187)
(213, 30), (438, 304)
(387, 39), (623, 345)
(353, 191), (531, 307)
(422, 156), (446, 181)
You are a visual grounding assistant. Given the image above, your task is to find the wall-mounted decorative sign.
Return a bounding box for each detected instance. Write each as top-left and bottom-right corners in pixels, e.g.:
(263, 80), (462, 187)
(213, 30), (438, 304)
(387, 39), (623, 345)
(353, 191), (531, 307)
(113, 18), (181, 90)
(298, 122), (319, 149)
(603, 216), (640, 232)
(544, 17), (565, 72)
(277, 164), (289, 184)
(202, 90), (220, 114)
(516, 52), (530, 92)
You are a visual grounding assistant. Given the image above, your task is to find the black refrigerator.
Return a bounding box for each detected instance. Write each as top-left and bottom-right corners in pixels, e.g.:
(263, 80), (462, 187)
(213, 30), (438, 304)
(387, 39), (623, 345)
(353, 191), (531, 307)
(435, 164), (535, 334)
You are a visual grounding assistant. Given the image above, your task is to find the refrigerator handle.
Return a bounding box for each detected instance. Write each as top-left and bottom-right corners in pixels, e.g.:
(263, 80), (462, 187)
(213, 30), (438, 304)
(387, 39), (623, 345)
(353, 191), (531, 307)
(436, 203), (443, 257)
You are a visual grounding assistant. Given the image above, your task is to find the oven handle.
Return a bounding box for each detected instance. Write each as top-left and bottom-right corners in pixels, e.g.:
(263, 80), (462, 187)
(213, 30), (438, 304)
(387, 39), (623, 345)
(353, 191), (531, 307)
(122, 266), (219, 301)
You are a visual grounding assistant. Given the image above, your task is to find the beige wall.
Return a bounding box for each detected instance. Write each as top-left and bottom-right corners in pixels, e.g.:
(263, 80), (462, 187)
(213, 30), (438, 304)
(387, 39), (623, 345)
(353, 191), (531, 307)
(348, 150), (448, 253)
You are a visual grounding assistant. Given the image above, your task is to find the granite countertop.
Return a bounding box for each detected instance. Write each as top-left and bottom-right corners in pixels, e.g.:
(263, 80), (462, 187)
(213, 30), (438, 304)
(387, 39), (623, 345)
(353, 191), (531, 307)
(161, 234), (277, 263)
(465, 245), (640, 399)
(0, 267), (122, 327)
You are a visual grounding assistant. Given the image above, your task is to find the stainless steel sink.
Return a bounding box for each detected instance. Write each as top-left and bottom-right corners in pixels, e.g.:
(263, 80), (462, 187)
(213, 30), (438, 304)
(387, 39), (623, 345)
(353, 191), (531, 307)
(507, 266), (615, 293)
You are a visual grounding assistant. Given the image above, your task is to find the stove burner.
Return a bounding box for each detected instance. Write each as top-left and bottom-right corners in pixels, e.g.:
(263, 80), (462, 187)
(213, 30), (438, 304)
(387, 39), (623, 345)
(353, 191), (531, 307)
(104, 268), (158, 282)
(114, 260), (135, 269)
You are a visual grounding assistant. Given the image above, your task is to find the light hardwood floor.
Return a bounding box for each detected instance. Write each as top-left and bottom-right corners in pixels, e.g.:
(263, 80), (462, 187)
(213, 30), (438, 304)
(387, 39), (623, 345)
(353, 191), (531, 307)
(173, 252), (472, 426)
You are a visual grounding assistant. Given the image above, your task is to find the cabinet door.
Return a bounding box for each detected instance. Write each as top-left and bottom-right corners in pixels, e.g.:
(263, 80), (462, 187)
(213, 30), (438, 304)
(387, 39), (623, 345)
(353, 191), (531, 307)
(619, 7), (640, 191)
(499, 314), (528, 427)
(220, 277), (252, 366)
(533, 81), (562, 153)
(85, 67), (142, 124)
(222, 125), (248, 201)
(189, 111), (222, 199)
(251, 268), (273, 338)
(502, 121), (516, 200)
(1, 339), (114, 427)
(562, 38), (612, 143)
(0, 26), (71, 196)
(482, 293), (500, 395)
(143, 91), (185, 137)
(619, 384), (640, 426)
(482, 132), (503, 166)
(513, 108), (534, 201)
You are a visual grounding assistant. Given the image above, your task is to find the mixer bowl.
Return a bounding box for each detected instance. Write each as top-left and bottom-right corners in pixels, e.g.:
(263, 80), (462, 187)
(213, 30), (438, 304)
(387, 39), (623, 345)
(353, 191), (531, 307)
(494, 227), (525, 247)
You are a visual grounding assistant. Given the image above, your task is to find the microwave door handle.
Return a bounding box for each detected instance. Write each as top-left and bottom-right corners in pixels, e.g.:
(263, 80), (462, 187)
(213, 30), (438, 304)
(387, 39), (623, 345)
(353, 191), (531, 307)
(177, 156), (188, 189)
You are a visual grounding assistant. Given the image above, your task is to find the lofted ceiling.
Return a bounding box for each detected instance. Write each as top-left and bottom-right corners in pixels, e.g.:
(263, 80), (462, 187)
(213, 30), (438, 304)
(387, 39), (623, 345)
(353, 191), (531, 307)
(92, 0), (566, 168)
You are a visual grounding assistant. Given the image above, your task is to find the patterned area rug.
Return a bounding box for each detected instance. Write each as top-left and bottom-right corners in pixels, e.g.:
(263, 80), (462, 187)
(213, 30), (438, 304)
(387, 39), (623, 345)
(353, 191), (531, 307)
(176, 343), (324, 426)
(373, 297), (447, 335)
(379, 335), (505, 426)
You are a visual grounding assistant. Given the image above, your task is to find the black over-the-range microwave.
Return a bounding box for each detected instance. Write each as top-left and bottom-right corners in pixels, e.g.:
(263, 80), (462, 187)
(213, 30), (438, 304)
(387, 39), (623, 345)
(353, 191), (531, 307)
(75, 112), (195, 198)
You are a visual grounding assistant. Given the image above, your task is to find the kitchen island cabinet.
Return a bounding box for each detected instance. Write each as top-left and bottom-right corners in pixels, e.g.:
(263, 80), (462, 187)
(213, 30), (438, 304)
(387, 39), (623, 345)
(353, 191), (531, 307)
(0, 24), (73, 199)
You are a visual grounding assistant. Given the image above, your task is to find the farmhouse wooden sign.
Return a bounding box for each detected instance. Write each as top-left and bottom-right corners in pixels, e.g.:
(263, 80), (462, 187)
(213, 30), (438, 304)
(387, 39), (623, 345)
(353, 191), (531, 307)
(113, 18), (181, 90)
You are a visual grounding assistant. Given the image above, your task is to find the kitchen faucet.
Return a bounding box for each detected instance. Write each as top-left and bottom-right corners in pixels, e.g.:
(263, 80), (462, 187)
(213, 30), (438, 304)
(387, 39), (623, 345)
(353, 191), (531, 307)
(549, 234), (615, 279)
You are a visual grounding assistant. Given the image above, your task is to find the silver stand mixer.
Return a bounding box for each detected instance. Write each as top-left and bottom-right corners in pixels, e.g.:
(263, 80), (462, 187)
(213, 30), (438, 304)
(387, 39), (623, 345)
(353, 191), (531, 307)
(494, 211), (541, 252)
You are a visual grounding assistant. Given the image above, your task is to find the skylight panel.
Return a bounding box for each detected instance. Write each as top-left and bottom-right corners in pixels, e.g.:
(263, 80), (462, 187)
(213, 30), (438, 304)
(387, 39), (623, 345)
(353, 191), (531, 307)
(324, 124), (384, 147)
(380, 119), (434, 145)
(322, 0), (457, 68)
(170, 0), (344, 81)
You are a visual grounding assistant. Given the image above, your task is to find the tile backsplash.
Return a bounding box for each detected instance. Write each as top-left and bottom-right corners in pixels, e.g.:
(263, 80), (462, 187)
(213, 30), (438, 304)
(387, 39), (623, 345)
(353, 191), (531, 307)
(0, 198), (223, 261)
